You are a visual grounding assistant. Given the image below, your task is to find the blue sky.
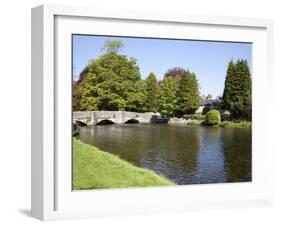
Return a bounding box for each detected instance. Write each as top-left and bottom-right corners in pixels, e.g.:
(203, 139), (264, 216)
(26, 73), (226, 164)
(73, 35), (252, 97)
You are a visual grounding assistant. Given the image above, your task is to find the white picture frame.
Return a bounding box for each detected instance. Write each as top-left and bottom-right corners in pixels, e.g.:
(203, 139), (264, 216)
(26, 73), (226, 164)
(31, 4), (274, 221)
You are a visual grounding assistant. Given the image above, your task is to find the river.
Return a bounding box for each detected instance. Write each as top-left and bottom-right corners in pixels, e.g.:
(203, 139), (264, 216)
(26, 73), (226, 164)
(78, 124), (251, 185)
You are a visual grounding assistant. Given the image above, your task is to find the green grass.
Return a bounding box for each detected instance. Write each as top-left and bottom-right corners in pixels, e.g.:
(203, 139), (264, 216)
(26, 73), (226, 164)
(220, 120), (251, 128)
(184, 114), (206, 121)
(186, 119), (251, 128)
(73, 138), (175, 190)
(186, 119), (204, 126)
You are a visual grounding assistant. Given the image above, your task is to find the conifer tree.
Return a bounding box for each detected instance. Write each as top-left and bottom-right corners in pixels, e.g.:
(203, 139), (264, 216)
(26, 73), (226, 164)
(222, 60), (236, 110)
(176, 70), (200, 116)
(158, 76), (179, 117)
(145, 72), (158, 112)
(222, 59), (252, 119)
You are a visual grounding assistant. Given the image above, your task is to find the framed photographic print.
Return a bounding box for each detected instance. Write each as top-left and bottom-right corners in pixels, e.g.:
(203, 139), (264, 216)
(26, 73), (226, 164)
(31, 4), (274, 221)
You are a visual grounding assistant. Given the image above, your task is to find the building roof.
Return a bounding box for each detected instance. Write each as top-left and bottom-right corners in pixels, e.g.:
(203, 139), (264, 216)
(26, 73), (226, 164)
(199, 97), (222, 106)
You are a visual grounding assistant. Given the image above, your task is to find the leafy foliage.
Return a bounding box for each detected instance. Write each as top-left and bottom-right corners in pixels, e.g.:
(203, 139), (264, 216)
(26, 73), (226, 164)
(164, 67), (185, 79)
(176, 70), (200, 116)
(206, 94), (212, 99)
(145, 73), (158, 112)
(184, 114), (206, 121)
(222, 59), (252, 120)
(220, 120), (251, 128)
(205, 110), (221, 126)
(101, 39), (124, 54)
(73, 51), (145, 112)
(157, 77), (179, 117)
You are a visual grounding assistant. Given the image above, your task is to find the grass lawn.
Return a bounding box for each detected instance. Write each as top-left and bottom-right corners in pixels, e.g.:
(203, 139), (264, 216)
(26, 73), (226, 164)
(73, 138), (175, 190)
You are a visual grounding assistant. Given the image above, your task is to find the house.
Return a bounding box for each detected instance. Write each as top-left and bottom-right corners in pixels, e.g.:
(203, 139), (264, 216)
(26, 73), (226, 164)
(195, 97), (222, 114)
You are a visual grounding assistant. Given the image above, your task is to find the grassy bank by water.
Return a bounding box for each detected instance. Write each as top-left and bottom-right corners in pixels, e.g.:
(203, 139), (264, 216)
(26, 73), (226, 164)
(185, 119), (251, 128)
(220, 120), (251, 128)
(73, 138), (174, 190)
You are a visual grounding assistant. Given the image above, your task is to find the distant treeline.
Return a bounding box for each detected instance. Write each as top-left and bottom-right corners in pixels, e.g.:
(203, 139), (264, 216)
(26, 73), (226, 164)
(73, 40), (251, 120)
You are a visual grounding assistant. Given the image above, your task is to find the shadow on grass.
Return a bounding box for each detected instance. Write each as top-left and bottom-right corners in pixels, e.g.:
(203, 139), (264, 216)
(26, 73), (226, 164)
(18, 209), (31, 218)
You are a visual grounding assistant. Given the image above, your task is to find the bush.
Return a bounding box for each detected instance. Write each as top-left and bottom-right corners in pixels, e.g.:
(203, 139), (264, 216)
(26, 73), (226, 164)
(205, 110), (221, 126)
(184, 114), (206, 121)
(191, 114), (206, 121)
(186, 119), (203, 126)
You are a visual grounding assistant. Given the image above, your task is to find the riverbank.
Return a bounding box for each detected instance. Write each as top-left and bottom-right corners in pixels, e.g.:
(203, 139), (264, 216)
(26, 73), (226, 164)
(185, 118), (251, 128)
(168, 113), (251, 128)
(220, 120), (251, 128)
(73, 138), (175, 190)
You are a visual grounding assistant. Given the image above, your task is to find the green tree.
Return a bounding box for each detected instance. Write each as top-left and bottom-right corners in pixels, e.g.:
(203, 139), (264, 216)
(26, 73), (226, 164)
(145, 73), (158, 112)
(206, 94), (212, 100)
(158, 77), (179, 117)
(123, 80), (147, 112)
(74, 41), (145, 112)
(222, 60), (236, 110)
(176, 70), (200, 116)
(222, 59), (252, 119)
(101, 39), (124, 54)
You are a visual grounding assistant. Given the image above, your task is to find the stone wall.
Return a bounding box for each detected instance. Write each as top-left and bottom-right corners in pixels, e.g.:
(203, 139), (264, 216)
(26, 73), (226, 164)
(73, 111), (162, 125)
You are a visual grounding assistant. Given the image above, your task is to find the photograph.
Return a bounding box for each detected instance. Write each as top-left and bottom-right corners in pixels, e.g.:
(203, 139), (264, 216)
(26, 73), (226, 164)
(72, 35), (252, 190)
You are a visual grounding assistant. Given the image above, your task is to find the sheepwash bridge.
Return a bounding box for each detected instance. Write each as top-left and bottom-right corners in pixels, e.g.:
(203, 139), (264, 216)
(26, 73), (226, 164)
(73, 111), (163, 126)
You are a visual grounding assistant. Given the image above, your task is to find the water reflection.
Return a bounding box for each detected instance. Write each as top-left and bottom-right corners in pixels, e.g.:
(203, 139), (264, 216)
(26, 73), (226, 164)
(78, 124), (251, 185)
(222, 129), (252, 182)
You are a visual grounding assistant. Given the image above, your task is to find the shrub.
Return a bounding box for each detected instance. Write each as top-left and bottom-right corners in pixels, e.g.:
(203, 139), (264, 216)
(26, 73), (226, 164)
(186, 119), (203, 126)
(191, 114), (206, 121)
(184, 114), (206, 121)
(205, 110), (221, 126)
(183, 114), (192, 120)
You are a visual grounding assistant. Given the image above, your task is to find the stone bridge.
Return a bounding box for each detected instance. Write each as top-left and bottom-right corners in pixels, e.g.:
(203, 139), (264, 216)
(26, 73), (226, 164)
(73, 111), (164, 126)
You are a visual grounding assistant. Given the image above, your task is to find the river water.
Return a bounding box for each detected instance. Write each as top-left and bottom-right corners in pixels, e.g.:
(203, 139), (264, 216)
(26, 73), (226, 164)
(78, 124), (251, 185)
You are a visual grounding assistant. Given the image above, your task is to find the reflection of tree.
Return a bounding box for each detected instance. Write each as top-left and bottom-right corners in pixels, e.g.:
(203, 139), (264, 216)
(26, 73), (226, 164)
(222, 128), (252, 182)
(151, 125), (200, 184)
(171, 127), (200, 172)
(79, 125), (201, 185)
(196, 128), (226, 184)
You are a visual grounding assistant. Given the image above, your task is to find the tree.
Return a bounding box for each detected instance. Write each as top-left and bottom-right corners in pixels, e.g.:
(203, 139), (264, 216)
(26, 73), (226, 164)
(222, 60), (236, 110)
(145, 73), (158, 112)
(74, 40), (146, 112)
(164, 67), (185, 79)
(123, 80), (147, 112)
(176, 70), (200, 116)
(158, 77), (179, 117)
(206, 94), (212, 100)
(101, 39), (124, 54)
(222, 59), (251, 120)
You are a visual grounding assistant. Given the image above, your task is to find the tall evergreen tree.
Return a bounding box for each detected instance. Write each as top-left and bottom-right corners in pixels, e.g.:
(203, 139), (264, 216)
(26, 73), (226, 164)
(222, 59), (252, 119)
(145, 72), (158, 112)
(158, 76), (179, 117)
(222, 60), (236, 110)
(176, 70), (200, 116)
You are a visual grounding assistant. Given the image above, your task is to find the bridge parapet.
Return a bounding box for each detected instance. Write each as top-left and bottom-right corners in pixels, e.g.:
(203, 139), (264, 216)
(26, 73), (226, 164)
(73, 111), (161, 126)
(73, 111), (94, 125)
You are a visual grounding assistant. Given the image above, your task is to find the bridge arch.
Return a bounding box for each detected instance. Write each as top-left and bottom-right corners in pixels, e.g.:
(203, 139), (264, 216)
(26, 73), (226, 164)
(96, 119), (115, 125)
(124, 118), (139, 124)
(74, 120), (87, 126)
